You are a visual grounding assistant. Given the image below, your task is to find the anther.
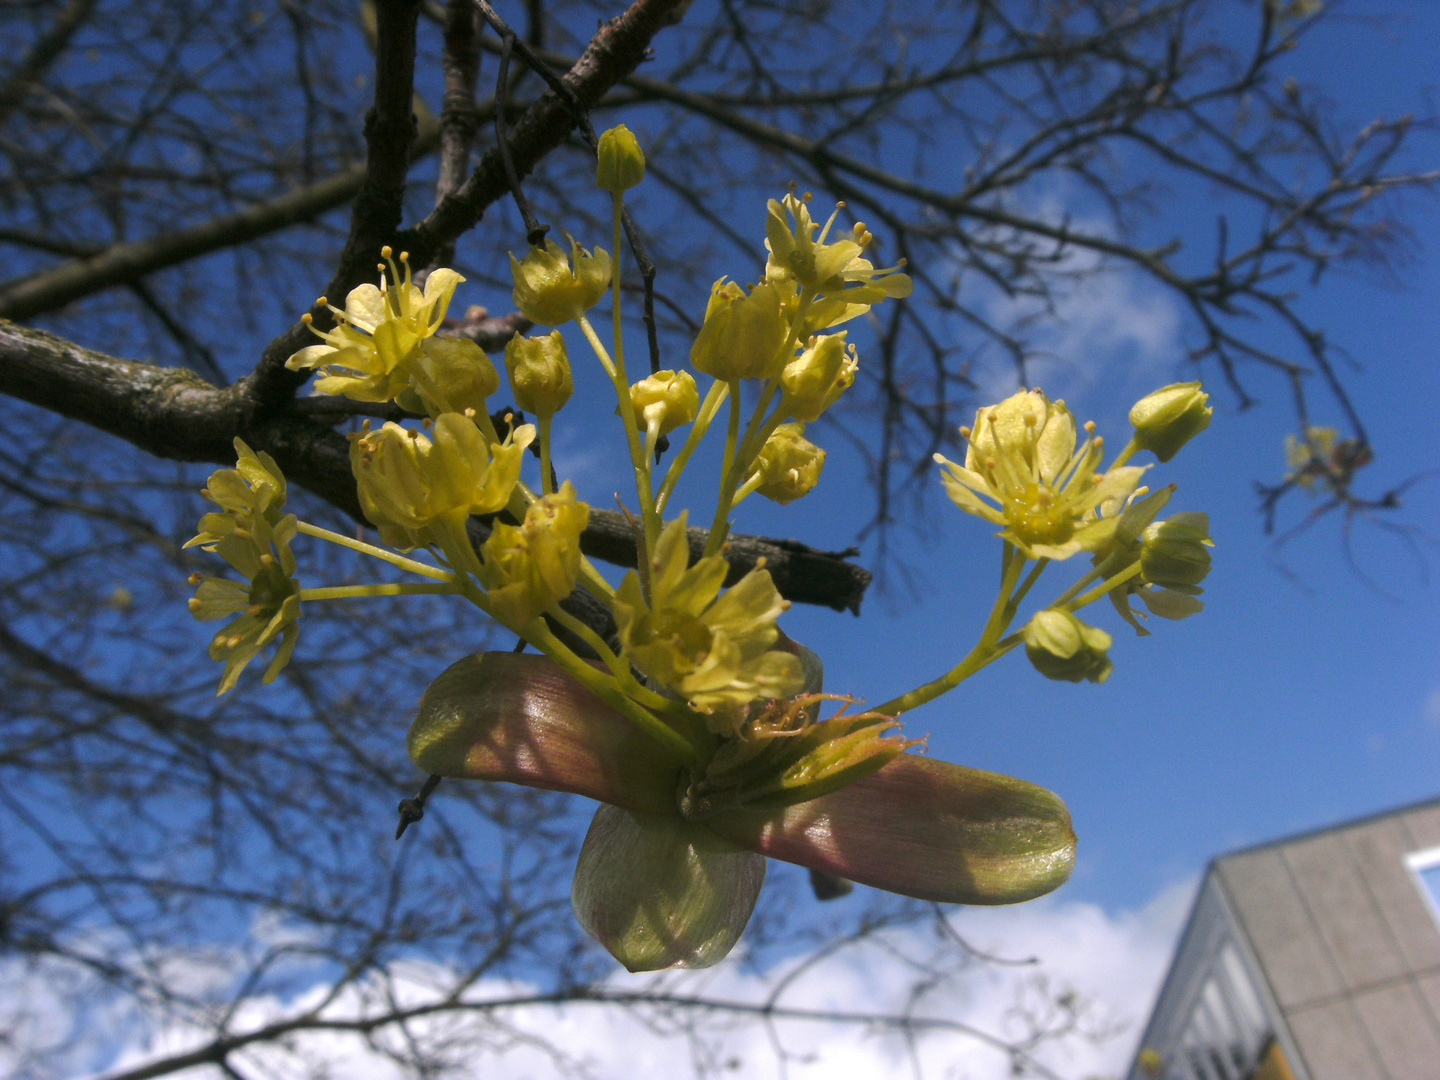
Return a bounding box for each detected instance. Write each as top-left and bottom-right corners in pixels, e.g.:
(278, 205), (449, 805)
(187, 598), (202, 612)
(463, 407), (477, 419)
(247, 604), (263, 616)
(316, 296), (328, 306)
(754, 556), (768, 570)
(259, 553), (275, 567)
(381, 245), (393, 258)
(301, 313), (313, 324)
(188, 572), (204, 585)
(1084, 421), (1096, 433)
(959, 425), (972, 439)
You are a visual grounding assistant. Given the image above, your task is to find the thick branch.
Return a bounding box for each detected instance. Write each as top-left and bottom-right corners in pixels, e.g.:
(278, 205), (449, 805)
(399, 0), (688, 264)
(0, 320), (870, 612)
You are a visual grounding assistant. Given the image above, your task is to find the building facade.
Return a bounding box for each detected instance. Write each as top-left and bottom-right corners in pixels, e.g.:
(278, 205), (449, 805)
(1127, 797), (1440, 1080)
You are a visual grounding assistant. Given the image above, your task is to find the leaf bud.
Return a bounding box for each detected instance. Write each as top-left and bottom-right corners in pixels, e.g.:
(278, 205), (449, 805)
(595, 124), (646, 193)
(753, 423), (825, 504)
(626, 369), (700, 437)
(1129, 382), (1212, 462)
(504, 330), (574, 417)
(1022, 609), (1113, 684)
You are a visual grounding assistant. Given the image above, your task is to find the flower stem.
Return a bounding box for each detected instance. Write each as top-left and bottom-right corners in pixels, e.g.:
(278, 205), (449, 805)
(872, 544), (1029, 717)
(295, 523), (454, 582)
(657, 378), (729, 515)
(299, 582), (459, 602)
(1109, 435), (1142, 470)
(526, 620), (700, 763)
(1065, 561), (1143, 612)
(537, 412), (555, 495)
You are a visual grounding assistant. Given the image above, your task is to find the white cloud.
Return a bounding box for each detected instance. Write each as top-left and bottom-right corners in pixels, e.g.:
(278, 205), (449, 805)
(958, 187), (1187, 409)
(6, 881), (1194, 1080)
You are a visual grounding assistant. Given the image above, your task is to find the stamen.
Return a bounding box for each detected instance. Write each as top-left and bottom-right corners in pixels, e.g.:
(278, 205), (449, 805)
(247, 604), (263, 616)
(959, 425), (972, 439)
(187, 598), (202, 612)
(188, 572), (204, 585)
(259, 553), (275, 567)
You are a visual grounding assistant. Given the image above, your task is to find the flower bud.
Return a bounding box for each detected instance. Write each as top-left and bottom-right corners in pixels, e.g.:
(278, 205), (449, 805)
(404, 335), (500, 417)
(780, 333), (858, 421)
(504, 330), (574, 417)
(509, 238), (611, 326)
(1129, 382), (1212, 462)
(752, 423), (825, 505)
(690, 278), (789, 381)
(596, 124), (646, 194)
(349, 417), (531, 554)
(1022, 610), (1113, 684)
(627, 369), (699, 438)
(1141, 513), (1213, 590)
(478, 481), (590, 628)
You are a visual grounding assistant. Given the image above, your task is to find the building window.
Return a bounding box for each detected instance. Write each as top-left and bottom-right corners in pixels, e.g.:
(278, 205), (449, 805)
(1406, 844), (1440, 929)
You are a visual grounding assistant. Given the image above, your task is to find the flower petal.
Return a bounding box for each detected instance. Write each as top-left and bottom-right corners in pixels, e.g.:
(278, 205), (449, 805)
(572, 804), (765, 971)
(706, 754), (1075, 905)
(406, 653), (686, 816)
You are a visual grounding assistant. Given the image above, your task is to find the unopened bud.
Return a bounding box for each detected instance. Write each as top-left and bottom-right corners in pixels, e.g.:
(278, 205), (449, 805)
(1141, 513), (1213, 590)
(1022, 610), (1113, 684)
(1129, 382), (1212, 462)
(505, 330), (574, 417)
(690, 279), (789, 381)
(753, 423), (825, 505)
(509, 239), (611, 326)
(596, 124), (646, 194)
(780, 333), (858, 421)
(627, 369), (700, 437)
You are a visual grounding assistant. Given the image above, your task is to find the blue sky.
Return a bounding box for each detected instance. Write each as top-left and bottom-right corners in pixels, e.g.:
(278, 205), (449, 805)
(547, 3), (1440, 916)
(10, 4), (1439, 1078)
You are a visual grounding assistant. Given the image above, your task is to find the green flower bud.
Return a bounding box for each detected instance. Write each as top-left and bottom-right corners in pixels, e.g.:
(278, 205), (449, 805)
(478, 481), (591, 628)
(509, 238), (611, 326)
(627, 369), (700, 437)
(1141, 512), (1213, 590)
(690, 278), (789, 381)
(1022, 609), (1113, 684)
(596, 124), (646, 194)
(1129, 382), (1212, 462)
(752, 422), (825, 504)
(780, 332), (858, 422)
(504, 330), (574, 417)
(403, 335), (500, 417)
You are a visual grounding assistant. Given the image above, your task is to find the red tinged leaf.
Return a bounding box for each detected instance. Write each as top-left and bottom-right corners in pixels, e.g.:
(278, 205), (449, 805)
(705, 754), (1076, 905)
(407, 652), (686, 816)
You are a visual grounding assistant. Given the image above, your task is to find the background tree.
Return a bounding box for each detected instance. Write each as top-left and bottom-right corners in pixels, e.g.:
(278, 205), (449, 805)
(0, 1), (1432, 1078)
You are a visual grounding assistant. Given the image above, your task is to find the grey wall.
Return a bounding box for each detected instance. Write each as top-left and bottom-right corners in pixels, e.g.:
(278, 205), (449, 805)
(1216, 801), (1440, 1080)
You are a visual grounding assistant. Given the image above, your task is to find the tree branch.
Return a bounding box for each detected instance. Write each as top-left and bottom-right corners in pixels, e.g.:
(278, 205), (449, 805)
(0, 319), (870, 612)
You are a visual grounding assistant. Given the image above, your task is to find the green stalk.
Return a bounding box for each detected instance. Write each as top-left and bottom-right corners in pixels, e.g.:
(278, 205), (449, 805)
(871, 544), (1028, 717)
(295, 522), (454, 582)
(298, 582), (459, 602)
(537, 412), (555, 496)
(1065, 561), (1143, 611)
(525, 620), (700, 763)
(656, 378), (729, 515)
